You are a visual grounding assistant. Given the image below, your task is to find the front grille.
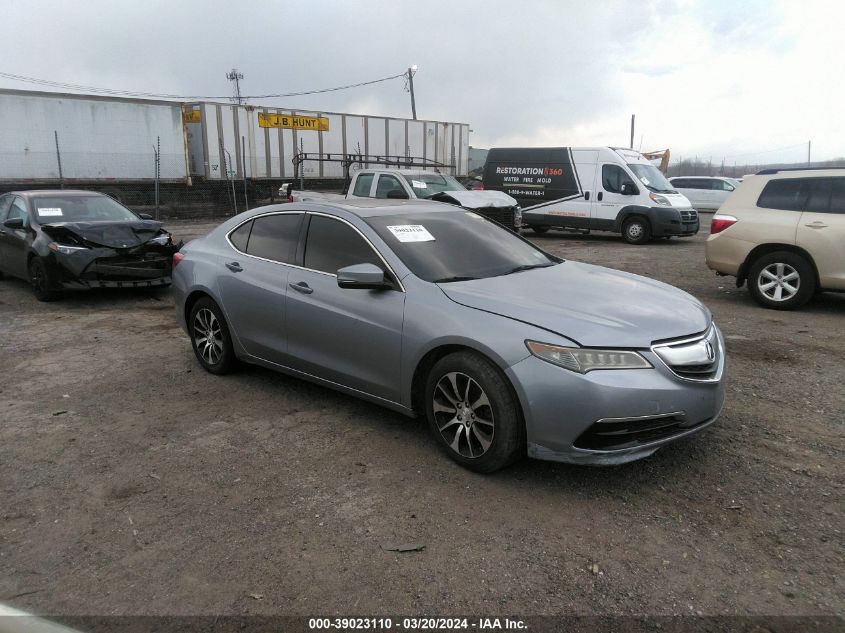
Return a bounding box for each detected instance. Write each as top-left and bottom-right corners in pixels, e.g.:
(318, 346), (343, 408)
(652, 326), (721, 381)
(679, 209), (698, 223)
(82, 255), (170, 280)
(475, 206), (517, 230)
(574, 413), (706, 451)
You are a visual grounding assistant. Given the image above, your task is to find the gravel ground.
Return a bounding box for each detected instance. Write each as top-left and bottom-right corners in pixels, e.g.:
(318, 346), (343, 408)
(1, 217), (842, 618)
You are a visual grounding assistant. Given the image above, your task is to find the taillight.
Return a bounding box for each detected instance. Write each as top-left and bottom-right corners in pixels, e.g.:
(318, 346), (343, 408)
(173, 252), (185, 268)
(710, 214), (737, 234)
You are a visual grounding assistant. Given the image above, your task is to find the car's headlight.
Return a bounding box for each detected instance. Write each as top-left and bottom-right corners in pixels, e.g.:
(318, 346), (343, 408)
(649, 193), (671, 206)
(149, 233), (172, 246)
(48, 242), (88, 255)
(526, 340), (652, 373)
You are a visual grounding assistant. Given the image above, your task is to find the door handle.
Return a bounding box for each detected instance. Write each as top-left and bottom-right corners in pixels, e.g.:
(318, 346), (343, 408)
(597, 192), (603, 201)
(225, 261), (243, 272)
(804, 222), (828, 228)
(289, 281), (313, 294)
(584, 191), (590, 201)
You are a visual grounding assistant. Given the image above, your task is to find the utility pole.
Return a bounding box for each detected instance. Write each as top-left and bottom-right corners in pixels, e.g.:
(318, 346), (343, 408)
(406, 65), (418, 120)
(629, 114), (635, 149)
(808, 140), (811, 166)
(226, 68), (245, 105)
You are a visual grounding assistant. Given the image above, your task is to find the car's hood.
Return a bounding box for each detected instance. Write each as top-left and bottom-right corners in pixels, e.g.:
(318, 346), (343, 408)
(41, 220), (166, 249)
(430, 189), (518, 208)
(438, 261), (710, 348)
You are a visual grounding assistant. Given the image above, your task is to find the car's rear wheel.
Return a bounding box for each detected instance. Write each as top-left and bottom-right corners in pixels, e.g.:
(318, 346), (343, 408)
(530, 225), (549, 234)
(622, 216), (651, 245)
(189, 297), (236, 374)
(424, 351), (524, 473)
(748, 251), (815, 310)
(29, 258), (60, 302)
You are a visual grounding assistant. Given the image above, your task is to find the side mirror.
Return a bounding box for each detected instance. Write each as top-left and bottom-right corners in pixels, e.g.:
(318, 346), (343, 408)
(337, 263), (389, 290)
(3, 217), (24, 230)
(620, 182), (638, 195)
(137, 213), (154, 220)
(386, 189), (409, 200)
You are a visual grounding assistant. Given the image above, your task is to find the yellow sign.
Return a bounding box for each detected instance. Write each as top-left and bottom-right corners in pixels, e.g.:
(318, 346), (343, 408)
(183, 110), (202, 123)
(258, 112), (329, 131)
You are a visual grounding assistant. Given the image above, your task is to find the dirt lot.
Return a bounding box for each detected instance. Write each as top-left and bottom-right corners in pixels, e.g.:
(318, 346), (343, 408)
(1, 218), (843, 618)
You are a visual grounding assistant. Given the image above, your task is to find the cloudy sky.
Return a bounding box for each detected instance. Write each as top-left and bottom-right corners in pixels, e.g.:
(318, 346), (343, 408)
(4, 0), (844, 164)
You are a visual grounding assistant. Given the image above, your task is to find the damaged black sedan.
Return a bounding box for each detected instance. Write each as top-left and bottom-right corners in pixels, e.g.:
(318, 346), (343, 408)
(0, 190), (179, 301)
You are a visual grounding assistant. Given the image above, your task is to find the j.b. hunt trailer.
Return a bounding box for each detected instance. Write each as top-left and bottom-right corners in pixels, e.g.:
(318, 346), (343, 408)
(0, 88), (470, 209)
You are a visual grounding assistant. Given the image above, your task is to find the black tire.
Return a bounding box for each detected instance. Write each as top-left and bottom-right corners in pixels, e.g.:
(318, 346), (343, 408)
(529, 225), (550, 234)
(29, 258), (60, 302)
(188, 297), (237, 374)
(747, 251), (815, 310)
(622, 216), (652, 245)
(424, 351), (525, 473)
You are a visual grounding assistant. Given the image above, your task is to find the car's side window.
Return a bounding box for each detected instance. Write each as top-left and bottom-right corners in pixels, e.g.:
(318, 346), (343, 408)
(375, 174), (406, 199)
(304, 215), (385, 275)
(7, 198), (29, 225)
(757, 178), (811, 211)
(352, 173), (374, 197)
(714, 179), (734, 191)
(829, 178), (845, 214)
(243, 213), (302, 264)
(228, 219), (253, 252)
(0, 195), (12, 221)
(671, 179), (689, 188)
(805, 178), (832, 213)
(601, 165), (635, 193)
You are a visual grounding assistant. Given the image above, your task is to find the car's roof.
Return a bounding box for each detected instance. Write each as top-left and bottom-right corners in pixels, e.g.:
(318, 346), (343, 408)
(9, 189), (109, 198)
(318, 198), (455, 218)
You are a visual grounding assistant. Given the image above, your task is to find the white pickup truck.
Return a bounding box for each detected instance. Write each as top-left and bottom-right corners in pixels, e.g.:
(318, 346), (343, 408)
(282, 169), (522, 231)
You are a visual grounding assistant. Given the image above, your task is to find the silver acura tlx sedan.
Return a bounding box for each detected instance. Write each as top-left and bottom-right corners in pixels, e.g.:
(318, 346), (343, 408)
(173, 199), (725, 472)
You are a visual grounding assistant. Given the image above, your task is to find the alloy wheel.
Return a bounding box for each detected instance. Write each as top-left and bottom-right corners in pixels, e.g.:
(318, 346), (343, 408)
(193, 308), (223, 365)
(432, 371), (495, 458)
(757, 262), (800, 302)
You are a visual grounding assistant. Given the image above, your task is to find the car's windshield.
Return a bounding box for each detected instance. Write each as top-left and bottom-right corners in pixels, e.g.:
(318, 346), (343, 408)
(365, 211), (558, 282)
(402, 173), (466, 199)
(32, 195), (139, 222)
(627, 164), (675, 193)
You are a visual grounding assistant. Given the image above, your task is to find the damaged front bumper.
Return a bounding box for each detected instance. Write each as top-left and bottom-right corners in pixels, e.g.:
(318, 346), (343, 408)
(46, 245), (177, 290)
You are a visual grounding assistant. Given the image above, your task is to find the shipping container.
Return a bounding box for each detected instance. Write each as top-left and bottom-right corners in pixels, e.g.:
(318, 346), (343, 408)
(0, 88), (188, 184)
(183, 101), (470, 181)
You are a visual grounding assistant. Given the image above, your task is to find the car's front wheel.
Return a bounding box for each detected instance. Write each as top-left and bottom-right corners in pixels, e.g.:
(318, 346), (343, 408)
(748, 251), (815, 310)
(189, 297), (237, 374)
(424, 351), (525, 473)
(29, 258), (60, 302)
(529, 225), (549, 234)
(622, 216), (651, 245)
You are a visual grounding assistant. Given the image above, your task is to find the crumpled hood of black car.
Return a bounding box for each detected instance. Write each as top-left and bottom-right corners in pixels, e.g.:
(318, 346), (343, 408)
(41, 220), (165, 249)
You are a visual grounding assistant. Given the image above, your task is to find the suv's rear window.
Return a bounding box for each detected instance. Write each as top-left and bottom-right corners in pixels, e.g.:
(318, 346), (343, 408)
(757, 179), (811, 211)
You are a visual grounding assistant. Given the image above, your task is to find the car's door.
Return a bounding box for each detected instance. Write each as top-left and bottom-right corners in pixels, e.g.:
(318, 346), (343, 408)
(215, 211), (303, 365)
(797, 177), (845, 290)
(0, 197), (32, 279)
(709, 179), (735, 209)
(597, 163), (638, 228)
(285, 213), (406, 402)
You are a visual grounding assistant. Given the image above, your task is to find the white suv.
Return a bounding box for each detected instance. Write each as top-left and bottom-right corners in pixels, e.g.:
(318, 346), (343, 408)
(669, 176), (741, 210)
(705, 169), (845, 309)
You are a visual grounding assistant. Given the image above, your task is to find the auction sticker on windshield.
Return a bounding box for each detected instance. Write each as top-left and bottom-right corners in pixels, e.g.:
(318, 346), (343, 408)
(37, 208), (63, 216)
(387, 225), (435, 242)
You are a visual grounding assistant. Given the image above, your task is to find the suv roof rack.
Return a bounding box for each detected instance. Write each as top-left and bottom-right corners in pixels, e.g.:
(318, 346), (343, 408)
(756, 167), (845, 175)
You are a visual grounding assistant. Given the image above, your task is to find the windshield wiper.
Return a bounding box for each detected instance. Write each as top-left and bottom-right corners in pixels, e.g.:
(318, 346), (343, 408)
(434, 275), (478, 283)
(500, 263), (555, 276)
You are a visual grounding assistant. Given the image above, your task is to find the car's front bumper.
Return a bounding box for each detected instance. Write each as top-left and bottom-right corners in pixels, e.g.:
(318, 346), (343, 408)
(651, 207), (700, 237)
(46, 247), (175, 290)
(505, 334), (726, 465)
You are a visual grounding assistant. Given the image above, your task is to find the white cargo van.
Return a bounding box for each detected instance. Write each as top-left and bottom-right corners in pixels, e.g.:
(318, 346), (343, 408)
(482, 147), (699, 244)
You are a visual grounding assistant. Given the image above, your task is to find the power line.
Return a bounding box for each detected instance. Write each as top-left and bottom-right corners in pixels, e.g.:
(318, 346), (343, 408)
(0, 70), (408, 101)
(721, 142), (808, 160)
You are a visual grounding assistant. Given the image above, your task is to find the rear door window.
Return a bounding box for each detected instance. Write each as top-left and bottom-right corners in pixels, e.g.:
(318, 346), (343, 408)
(228, 220), (253, 252)
(352, 173), (374, 197)
(244, 213), (302, 264)
(829, 178), (845, 213)
(805, 178), (832, 212)
(757, 179), (811, 211)
(304, 215), (384, 274)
